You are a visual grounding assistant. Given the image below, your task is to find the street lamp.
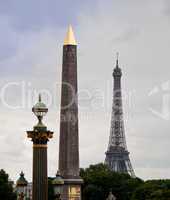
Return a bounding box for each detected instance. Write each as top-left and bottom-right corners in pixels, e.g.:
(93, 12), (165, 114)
(52, 171), (64, 200)
(27, 94), (53, 200)
(16, 171), (28, 200)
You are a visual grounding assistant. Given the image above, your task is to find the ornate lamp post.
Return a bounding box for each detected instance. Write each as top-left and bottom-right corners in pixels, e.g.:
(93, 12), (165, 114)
(27, 94), (53, 200)
(52, 171), (64, 200)
(16, 171), (28, 200)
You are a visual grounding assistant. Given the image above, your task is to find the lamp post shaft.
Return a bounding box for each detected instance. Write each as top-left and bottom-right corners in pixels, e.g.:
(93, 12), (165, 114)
(32, 145), (48, 200)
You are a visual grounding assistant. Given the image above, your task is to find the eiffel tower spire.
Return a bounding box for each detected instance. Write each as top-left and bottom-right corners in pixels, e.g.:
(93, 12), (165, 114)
(105, 54), (135, 177)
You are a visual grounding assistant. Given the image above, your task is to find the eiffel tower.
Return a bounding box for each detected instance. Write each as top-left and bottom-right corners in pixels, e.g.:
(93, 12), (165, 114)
(105, 54), (135, 177)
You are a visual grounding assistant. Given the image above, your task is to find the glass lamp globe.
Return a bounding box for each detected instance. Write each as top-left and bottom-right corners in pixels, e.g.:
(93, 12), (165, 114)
(32, 94), (48, 129)
(32, 94), (48, 118)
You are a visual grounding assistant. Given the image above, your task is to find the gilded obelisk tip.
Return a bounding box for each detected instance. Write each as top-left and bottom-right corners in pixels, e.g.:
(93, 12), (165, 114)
(64, 25), (77, 45)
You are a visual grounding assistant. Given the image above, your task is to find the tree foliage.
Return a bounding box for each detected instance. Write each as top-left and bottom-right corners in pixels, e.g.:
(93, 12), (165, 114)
(48, 177), (55, 200)
(0, 169), (16, 200)
(80, 163), (170, 200)
(80, 163), (143, 200)
(131, 180), (170, 200)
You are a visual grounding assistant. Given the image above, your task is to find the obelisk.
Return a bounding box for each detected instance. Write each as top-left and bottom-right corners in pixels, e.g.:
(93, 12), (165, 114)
(59, 25), (83, 200)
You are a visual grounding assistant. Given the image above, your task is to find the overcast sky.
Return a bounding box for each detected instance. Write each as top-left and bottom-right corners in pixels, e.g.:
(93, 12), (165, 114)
(0, 0), (170, 182)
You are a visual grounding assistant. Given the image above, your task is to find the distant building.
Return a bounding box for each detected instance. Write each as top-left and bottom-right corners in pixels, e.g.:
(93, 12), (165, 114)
(15, 172), (32, 200)
(105, 55), (135, 177)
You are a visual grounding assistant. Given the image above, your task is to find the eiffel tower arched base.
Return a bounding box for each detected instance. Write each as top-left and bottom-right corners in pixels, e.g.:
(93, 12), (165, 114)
(105, 147), (135, 177)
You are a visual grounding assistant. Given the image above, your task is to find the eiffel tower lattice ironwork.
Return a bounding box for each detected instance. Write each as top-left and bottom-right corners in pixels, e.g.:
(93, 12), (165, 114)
(105, 54), (135, 177)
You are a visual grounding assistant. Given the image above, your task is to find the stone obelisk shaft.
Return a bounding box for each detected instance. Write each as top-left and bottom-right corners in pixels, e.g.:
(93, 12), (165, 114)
(59, 24), (79, 178)
(59, 26), (83, 200)
(59, 43), (79, 178)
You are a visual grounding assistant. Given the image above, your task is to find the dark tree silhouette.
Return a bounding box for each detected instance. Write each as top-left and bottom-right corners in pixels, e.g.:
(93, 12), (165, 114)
(80, 163), (143, 200)
(0, 169), (16, 200)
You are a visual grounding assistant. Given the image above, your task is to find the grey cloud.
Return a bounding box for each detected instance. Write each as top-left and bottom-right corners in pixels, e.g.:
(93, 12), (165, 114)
(0, 17), (18, 61)
(163, 0), (170, 16)
(0, 0), (99, 31)
(111, 27), (141, 44)
(0, 0), (170, 181)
